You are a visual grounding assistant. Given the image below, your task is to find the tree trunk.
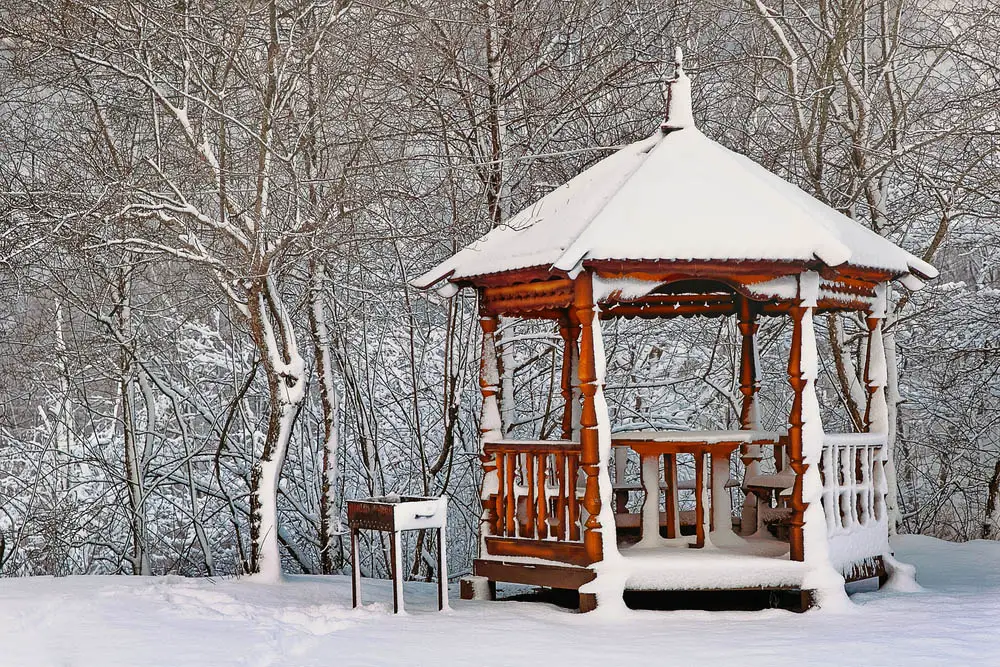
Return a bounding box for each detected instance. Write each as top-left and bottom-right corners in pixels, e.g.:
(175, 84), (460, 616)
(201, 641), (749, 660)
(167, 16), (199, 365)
(247, 277), (307, 581)
(983, 459), (1000, 540)
(883, 320), (903, 535)
(308, 261), (343, 574)
(118, 265), (151, 576)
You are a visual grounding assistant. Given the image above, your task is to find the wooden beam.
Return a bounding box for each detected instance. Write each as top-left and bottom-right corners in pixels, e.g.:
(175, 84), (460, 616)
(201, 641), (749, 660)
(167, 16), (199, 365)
(601, 301), (736, 319)
(469, 266), (566, 288)
(481, 285), (573, 315)
(587, 258), (811, 279)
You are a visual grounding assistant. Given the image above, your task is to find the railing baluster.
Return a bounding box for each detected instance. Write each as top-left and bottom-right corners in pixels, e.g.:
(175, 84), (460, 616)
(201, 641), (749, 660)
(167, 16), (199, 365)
(839, 445), (850, 529)
(822, 444), (836, 533)
(861, 444), (872, 525)
(856, 446), (862, 526)
(568, 453), (580, 541)
(524, 454), (536, 539)
(536, 454), (548, 539)
(556, 452), (567, 541)
(873, 445), (886, 521)
(505, 452), (517, 536)
(495, 453), (506, 536)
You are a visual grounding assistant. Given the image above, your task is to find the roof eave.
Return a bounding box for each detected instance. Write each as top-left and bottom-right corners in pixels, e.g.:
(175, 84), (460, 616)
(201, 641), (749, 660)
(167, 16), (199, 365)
(410, 267), (455, 292)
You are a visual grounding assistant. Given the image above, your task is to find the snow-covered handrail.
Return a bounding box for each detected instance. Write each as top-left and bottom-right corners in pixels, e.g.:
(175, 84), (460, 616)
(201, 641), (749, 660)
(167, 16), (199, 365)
(820, 433), (888, 538)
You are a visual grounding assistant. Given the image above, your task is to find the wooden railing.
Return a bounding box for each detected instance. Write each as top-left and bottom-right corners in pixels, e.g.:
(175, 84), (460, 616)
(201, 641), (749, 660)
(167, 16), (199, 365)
(819, 433), (888, 539)
(481, 439), (591, 565)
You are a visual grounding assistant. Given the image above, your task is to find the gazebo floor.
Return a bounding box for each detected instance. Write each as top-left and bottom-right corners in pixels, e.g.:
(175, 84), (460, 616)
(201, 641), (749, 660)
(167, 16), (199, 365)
(615, 534), (806, 592)
(472, 534), (810, 602)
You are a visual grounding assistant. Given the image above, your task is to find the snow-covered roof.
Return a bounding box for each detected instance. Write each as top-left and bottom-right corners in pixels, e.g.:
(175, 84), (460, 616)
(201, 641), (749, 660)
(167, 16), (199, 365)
(414, 55), (937, 293)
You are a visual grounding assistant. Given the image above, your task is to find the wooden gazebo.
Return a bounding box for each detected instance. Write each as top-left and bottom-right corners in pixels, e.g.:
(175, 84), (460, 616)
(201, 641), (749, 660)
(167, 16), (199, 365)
(414, 54), (937, 612)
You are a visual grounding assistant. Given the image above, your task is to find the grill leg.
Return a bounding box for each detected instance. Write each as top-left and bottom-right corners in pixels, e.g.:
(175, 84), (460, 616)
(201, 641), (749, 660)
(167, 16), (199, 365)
(390, 530), (404, 614)
(437, 527), (449, 611)
(351, 528), (361, 609)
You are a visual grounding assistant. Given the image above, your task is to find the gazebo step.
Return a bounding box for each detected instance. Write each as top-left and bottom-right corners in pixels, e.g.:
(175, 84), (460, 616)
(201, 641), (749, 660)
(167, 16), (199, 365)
(484, 536), (592, 567)
(473, 559), (595, 591)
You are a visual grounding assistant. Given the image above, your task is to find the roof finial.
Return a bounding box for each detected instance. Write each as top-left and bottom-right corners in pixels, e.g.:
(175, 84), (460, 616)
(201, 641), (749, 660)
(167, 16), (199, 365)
(662, 46), (694, 132)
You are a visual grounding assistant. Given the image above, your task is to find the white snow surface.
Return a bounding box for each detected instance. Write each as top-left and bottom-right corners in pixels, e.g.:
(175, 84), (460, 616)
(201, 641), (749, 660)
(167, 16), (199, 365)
(414, 125), (937, 290)
(611, 429), (779, 443)
(2, 535), (997, 666)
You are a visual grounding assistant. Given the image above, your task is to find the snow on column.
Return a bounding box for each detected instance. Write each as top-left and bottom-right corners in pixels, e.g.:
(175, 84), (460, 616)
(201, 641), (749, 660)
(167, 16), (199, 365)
(575, 272), (627, 612)
(865, 283), (895, 566)
(637, 453), (662, 548)
(864, 283), (890, 435)
(794, 272), (846, 606)
(478, 314), (504, 554)
(573, 274), (605, 565)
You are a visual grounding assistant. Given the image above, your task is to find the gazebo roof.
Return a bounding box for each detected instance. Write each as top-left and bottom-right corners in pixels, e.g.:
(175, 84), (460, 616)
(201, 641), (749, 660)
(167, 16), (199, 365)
(414, 55), (937, 294)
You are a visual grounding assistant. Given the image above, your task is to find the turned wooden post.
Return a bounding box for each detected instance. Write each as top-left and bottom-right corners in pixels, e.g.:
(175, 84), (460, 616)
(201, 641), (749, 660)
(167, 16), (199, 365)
(478, 311), (504, 540)
(738, 296), (762, 432)
(737, 296), (763, 533)
(573, 273), (604, 565)
(558, 317), (580, 441)
(786, 303), (808, 561)
(786, 273), (825, 563)
(559, 316), (584, 539)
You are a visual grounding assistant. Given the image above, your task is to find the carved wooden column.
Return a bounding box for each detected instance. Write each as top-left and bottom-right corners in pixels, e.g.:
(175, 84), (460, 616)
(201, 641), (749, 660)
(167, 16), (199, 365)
(573, 273), (604, 565)
(738, 297), (762, 431)
(786, 303), (807, 561)
(786, 273), (825, 563)
(864, 282), (890, 525)
(558, 316), (580, 441)
(478, 312), (504, 543)
(737, 296), (763, 533)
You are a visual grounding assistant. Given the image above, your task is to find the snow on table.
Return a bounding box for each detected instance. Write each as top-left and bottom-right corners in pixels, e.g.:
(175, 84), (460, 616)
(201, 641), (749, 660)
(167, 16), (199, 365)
(612, 429), (780, 444)
(822, 432), (888, 446)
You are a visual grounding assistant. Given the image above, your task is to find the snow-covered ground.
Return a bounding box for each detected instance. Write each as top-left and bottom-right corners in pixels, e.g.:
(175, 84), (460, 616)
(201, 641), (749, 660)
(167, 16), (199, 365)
(2, 535), (997, 667)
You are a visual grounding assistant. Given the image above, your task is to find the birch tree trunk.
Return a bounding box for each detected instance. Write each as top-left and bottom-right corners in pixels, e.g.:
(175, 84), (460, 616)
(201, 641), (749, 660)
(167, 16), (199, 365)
(308, 261), (343, 574)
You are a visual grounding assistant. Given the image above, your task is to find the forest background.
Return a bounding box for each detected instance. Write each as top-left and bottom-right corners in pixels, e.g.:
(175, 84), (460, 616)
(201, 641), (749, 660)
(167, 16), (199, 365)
(0, 0), (997, 582)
